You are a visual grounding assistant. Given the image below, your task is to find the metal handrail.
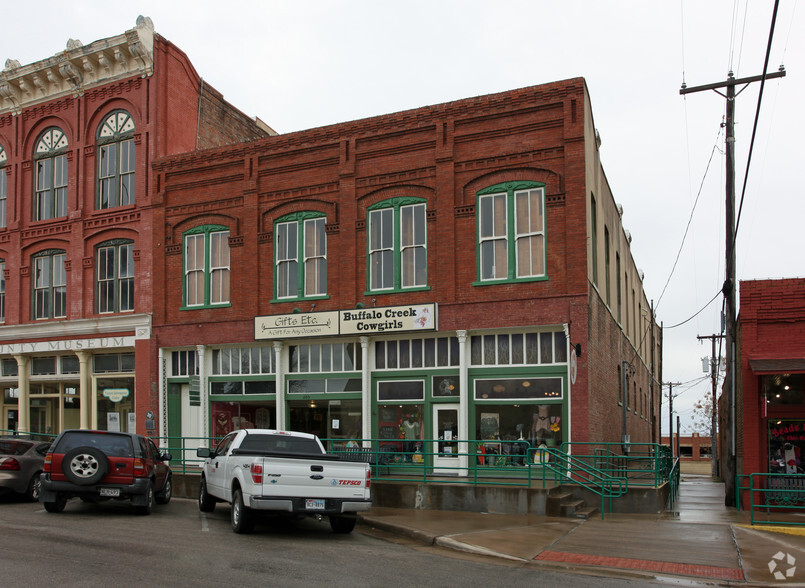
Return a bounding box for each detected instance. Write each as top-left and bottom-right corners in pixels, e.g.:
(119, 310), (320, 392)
(739, 472), (805, 526)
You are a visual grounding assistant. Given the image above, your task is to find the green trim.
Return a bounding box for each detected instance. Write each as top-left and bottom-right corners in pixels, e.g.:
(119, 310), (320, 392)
(181, 225), (230, 309)
(276, 211), (326, 223)
(273, 214), (327, 301)
(475, 181), (547, 284)
(366, 198), (428, 292)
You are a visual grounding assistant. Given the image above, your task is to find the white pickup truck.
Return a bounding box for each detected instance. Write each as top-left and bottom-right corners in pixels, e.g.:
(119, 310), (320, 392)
(196, 429), (371, 534)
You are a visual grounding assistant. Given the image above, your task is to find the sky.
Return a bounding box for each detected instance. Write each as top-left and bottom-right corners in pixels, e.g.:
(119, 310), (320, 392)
(3, 1), (802, 435)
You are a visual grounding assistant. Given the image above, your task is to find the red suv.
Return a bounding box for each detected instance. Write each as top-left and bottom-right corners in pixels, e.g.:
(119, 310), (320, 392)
(39, 430), (172, 515)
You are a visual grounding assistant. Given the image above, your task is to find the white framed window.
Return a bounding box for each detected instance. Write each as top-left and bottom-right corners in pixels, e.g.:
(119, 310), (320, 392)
(183, 225), (230, 308)
(477, 182), (546, 282)
(34, 128), (68, 221)
(97, 110), (135, 209)
(97, 240), (134, 313)
(367, 198), (427, 292)
(33, 250), (66, 319)
(275, 213), (326, 300)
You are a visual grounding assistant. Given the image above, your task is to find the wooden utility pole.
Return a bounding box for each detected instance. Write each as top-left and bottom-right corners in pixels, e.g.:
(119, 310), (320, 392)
(664, 381), (682, 457)
(697, 334), (724, 478)
(680, 66), (785, 506)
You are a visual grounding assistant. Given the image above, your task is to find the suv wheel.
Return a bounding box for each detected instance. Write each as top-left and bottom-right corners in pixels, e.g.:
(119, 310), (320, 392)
(135, 481), (154, 515)
(43, 495), (67, 513)
(155, 474), (172, 505)
(198, 477), (216, 513)
(231, 488), (254, 534)
(62, 446), (109, 486)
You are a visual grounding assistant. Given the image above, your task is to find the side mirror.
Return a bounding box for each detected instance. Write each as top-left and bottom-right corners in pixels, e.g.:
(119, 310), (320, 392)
(161, 453), (172, 462)
(196, 447), (212, 458)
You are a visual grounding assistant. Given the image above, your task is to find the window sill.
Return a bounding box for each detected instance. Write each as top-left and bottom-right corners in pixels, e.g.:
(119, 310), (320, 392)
(180, 303), (232, 311)
(363, 286), (431, 296)
(473, 276), (548, 286)
(270, 294), (331, 304)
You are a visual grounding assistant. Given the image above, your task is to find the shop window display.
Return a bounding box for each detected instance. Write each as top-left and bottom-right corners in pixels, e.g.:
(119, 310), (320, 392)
(377, 405), (424, 462)
(288, 398), (361, 451)
(474, 403), (561, 466)
(211, 401), (274, 437)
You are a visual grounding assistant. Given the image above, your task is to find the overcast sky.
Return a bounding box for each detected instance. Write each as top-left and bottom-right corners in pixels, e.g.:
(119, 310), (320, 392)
(3, 1), (802, 434)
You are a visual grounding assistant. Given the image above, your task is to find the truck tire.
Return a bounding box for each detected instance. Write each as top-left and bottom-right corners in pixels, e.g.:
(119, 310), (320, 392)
(329, 515), (356, 534)
(43, 495), (67, 513)
(231, 488), (254, 534)
(198, 477), (216, 512)
(62, 446), (109, 486)
(134, 481), (154, 515)
(155, 474), (172, 505)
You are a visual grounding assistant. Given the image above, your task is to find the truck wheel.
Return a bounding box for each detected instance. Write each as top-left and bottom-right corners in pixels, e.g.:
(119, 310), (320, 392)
(231, 488), (254, 534)
(198, 477), (216, 512)
(329, 515), (356, 534)
(43, 495), (67, 513)
(62, 446), (109, 486)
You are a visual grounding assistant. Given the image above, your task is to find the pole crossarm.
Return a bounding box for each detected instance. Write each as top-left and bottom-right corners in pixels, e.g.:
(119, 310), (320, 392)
(680, 69), (786, 95)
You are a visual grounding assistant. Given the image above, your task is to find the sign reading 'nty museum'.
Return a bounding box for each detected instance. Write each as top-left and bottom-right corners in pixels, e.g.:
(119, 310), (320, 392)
(254, 304), (437, 340)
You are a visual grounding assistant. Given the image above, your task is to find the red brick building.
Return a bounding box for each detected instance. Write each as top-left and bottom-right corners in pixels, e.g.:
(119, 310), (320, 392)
(0, 17), (268, 436)
(735, 278), (805, 481)
(152, 76), (662, 466)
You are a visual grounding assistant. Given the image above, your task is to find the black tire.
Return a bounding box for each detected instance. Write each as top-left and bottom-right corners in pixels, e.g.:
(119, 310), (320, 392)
(43, 495), (67, 513)
(198, 477), (216, 513)
(231, 488), (254, 534)
(134, 481), (154, 516)
(26, 473), (42, 502)
(329, 515), (356, 534)
(155, 474), (172, 505)
(62, 446), (109, 486)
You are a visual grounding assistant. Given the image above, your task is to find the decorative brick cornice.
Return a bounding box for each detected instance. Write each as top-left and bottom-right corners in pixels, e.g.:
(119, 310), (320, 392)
(166, 196), (243, 217)
(84, 210), (140, 230)
(258, 232), (272, 244)
(357, 167), (435, 188)
(258, 182), (338, 204)
(82, 257), (93, 268)
(21, 223), (72, 240)
(454, 205), (475, 218)
(165, 244), (181, 256)
(229, 235), (244, 248)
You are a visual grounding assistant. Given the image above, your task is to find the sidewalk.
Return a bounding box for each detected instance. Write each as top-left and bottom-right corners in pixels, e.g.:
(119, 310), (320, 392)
(359, 474), (805, 584)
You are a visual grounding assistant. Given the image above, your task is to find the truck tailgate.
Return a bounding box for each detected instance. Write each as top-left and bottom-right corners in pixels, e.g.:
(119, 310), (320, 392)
(260, 457), (368, 499)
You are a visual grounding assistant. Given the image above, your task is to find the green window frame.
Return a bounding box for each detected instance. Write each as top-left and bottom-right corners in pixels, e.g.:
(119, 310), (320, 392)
(33, 128), (68, 221)
(96, 110), (135, 209)
(367, 197), (428, 293)
(32, 249), (66, 319)
(96, 240), (134, 314)
(182, 225), (230, 309)
(273, 212), (327, 301)
(476, 181), (546, 283)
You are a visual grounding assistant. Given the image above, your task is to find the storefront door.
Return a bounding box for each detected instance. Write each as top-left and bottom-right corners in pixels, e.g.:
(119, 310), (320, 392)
(432, 404), (460, 475)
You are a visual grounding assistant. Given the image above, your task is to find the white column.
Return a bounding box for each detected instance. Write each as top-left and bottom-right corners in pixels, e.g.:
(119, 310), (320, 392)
(75, 351), (91, 430)
(196, 345), (207, 439)
(274, 341), (285, 430)
(360, 337), (370, 446)
(457, 330), (468, 476)
(13, 355), (30, 433)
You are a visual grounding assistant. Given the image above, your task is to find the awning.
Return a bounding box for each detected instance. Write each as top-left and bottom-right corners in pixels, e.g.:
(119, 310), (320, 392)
(749, 359), (805, 374)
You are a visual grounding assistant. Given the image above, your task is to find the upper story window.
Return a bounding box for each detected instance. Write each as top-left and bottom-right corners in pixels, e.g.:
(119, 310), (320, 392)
(0, 145), (7, 228)
(183, 225), (230, 309)
(274, 213), (326, 300)
(96, 240), (134, 314)
(367, 198), (427, 292)
(476, 182), (545, 283)
(97, 111), (135, 209)
(33, 249), (66, 319)
(34, 128), (68, 221)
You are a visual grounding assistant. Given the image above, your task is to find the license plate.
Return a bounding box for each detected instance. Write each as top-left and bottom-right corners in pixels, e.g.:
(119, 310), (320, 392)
(305, 499), (325, 510)
(99, 488), (120, 497)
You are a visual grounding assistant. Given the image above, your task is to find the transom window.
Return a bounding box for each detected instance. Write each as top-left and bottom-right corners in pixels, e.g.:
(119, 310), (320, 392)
(212, 346), (274, 375)
(34, 128), (69, 221)
(367, 198), (427, 292)
(289, 343), (361, 373)
(183, 225), (230, 308)
(0, 145), (7, 228)
(97, 111), (135, 209)
(96, 240), (134, 314)
(375, 336), (459, 370)
(33, 250), (66, 319)
(470, 331), (567, 366)
(171, 349), (199, 377)
(477, 182), (546, 282)
(275, 213), (326, 300)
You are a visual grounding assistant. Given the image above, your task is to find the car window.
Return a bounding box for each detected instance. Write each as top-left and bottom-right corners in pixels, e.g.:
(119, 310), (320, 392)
(239, 434), (323, 454)
(148, 440), (160, 459)
(35, 443), (51, 456)
(138, 437), (150, 459)
(215, 434), (236, 456)
(0, 440), (33, 456)
(56, 432), (134, 457)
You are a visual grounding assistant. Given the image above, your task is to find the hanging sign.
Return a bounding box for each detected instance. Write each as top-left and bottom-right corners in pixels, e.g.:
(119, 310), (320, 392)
(102, 388), (130, 402)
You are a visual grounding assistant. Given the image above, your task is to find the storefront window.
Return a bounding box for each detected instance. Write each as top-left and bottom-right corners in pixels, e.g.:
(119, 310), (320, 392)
(211, 401), (275, 437)
(475, 378), (562, 400)
(765, 374), (804, 405)
(210, 380), (276, 395)
(97, 377), (135, 432)
(768, 419), (805, 473)
(288, 398), (362, 450)
(433, 375), (459, 397)
(377, 404), (424, 461)
(474, 403), (561, 458)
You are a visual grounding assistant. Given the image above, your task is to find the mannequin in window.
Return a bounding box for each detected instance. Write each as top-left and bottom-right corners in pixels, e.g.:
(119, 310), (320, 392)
(402, 415), (421, 461)
(531, 404), (551, 445)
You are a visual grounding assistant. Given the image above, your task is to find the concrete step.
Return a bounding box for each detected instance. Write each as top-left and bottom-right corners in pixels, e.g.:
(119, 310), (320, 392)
(560, 498), (585, 517)
(574, 505), (599, 519)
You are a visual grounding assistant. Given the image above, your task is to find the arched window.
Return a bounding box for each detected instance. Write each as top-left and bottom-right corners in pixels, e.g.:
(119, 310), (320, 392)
(0, 145), (7, 228)
(97, 111), (135, 209)
(34, 128), (68, 221)
(96, 239), (134, 314)
(32, 249), (66, 319)
(183, 225), (230, 308)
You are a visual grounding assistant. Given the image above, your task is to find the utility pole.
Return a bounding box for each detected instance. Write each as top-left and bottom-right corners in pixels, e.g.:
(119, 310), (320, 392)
(664, 381), (682, 457)
(698, 334), (724, 478)
(681, 66), (786, 506)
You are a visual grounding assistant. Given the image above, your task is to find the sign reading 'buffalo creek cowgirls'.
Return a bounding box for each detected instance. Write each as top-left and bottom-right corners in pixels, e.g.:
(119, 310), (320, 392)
(254, 304), (437, 340)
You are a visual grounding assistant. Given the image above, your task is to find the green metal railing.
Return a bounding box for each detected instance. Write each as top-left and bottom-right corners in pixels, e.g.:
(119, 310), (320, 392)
(560, 442), (676, 488)
(0, 428), (57, 442)
(737, 473), (805, 526)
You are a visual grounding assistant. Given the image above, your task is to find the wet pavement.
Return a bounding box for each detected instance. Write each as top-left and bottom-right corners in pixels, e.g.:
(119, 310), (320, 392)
(359, 474), (805, 585)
